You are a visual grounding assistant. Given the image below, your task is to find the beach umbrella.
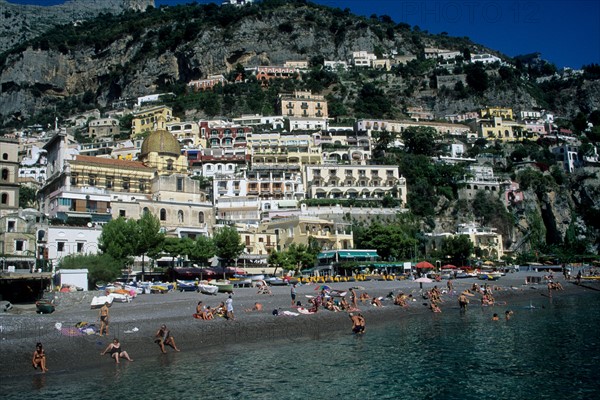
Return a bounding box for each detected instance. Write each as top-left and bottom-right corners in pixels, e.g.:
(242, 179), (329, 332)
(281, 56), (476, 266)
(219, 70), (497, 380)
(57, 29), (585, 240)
(441, 264), (457, 269)
(416, 261), (435, 269)
(315, 285), (332, 291)
(415, 276), (433, 289)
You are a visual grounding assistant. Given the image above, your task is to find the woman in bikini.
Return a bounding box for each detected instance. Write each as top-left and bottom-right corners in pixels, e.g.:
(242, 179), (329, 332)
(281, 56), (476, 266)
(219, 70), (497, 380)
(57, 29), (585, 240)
(101, 338), (133, 364)
(32, 342), (48, 372)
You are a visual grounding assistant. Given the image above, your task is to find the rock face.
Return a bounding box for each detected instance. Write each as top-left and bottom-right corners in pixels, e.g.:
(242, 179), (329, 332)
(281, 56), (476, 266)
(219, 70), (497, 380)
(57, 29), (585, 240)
(0, 0), (154, 53)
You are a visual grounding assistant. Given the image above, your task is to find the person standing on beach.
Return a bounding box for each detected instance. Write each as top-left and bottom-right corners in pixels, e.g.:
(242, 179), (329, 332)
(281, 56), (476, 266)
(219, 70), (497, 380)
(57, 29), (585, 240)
(155, 325), (181, 353)
(99, 302), (110, 336)
(290, 283), (297, 307)
(447, 279), (454, 294)
(32, 342), (48, 372)
(458, 292), (469, 310)
(350, 288), (358, 310)
(101, 338), (133, 364)
(226, 295), (235, 320)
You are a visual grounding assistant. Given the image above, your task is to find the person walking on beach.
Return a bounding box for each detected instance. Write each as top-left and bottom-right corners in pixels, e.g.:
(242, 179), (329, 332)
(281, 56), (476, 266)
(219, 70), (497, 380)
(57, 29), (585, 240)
(101, 338), (133, 364)
(290, 283), (297, 307)
(226, 295), (235, 320)
(99, 302), (110, 336)
(155, 325), (181, 353)
(447, 279), (454, 294)
(32, 342), (48, 372)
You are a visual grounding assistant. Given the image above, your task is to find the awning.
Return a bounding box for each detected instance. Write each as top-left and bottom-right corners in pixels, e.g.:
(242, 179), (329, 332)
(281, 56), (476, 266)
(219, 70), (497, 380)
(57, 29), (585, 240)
(317, 250), (379, 259)
(66, 213), (92, 219)
(278, 200), (298, 208)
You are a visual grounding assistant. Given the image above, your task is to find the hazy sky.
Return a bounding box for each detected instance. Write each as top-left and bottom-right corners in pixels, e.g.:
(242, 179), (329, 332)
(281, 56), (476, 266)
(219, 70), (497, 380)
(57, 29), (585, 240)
(7, 0), (600, 68)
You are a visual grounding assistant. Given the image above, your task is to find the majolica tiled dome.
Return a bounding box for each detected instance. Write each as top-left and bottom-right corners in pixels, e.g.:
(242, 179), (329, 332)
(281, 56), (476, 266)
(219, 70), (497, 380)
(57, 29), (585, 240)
(140, 129), (181, 158)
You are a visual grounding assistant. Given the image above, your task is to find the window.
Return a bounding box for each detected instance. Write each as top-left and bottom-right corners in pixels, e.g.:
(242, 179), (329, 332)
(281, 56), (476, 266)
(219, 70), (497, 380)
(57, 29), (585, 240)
(70, 173), (79, 186)
(88, 174), (96, 186)
(16, 240), (24, 251)
(122, 178), (130, 190)
(167, 160), (174, 171)
(57, 242), (65, 252)
(7, 220), (15, 232)
(176, 177), (184, 191)
(119, 210), (126, 217)
(77, 242), (84, 253)
(1, 168), (8, 181)
(139, 179), (146, 191)
(1, 193), (7, 204)
(143, 207), (150, 215)
(106, 176), (114, 189)
(2, 153), (7, 160)
(160, 209), (166, 221)
(178, 210), (184, 223)
(198, 212), (205, 224)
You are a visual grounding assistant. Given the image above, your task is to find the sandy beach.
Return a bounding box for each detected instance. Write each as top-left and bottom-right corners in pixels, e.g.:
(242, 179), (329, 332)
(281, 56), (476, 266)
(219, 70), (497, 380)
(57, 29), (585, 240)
(0, 271), (595, 379)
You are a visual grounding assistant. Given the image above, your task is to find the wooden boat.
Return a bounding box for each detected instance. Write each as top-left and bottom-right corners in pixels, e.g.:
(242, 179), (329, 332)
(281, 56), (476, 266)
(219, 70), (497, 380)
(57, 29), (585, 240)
(36, 299), (55, 314)
(107, 292), (132, 303)
(212, 281), (234, 293)
(247, 274), (265, 282)
(90, 295), (113, 309)
(177, 280), (198, 292)
(197, 283), (219, 295)
(477, 272), (502, 281)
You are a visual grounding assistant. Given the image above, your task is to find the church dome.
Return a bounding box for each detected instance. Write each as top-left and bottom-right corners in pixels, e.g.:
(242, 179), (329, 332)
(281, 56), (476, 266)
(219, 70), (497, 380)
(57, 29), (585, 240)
(140, 129), (181, 158)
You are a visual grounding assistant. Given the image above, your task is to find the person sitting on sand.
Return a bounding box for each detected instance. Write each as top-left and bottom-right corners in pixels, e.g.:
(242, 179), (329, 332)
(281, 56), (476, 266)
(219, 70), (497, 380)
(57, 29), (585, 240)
(349, 313), (366, 334)
(359, 292), (371, 303)
(340, 297), (350, 311)
(245, 302), (263, 312)
(32, 342), (48, 372)
(155, 325), (181, 353)
(371, 297), (383, 307)
(214, 302), (226, 317)
(101, 338), (133, 364)
(325, 298), (342, 312)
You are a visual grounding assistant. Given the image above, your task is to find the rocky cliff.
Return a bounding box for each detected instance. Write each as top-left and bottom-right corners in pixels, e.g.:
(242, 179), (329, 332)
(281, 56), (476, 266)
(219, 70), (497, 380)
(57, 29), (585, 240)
(0, 0), (154, 53)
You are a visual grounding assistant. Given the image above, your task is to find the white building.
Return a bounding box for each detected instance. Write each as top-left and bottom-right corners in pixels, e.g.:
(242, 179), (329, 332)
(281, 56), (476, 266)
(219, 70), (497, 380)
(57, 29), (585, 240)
(324, 60), (348, 71)
(351, 51), (377, 67)
(470, 54), (502, 64)
(45, 225), (102, 262)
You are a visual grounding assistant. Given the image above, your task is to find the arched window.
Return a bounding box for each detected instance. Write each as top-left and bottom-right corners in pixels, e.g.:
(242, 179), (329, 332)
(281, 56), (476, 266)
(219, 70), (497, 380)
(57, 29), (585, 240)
(198, 212), (205, 224)
(166, 160), (174, 171)
(143, 207), (150, 215)
(160, 208), (166, 221)
(1, 193), (7, 204)
(2, 153), (7, 160)
(1, 168), (8, 180)
(178, 210), (184, 223)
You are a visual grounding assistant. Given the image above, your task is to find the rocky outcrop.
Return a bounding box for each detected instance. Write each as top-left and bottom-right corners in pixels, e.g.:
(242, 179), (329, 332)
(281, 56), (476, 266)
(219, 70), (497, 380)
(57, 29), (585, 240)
(0, 0), (154, 53)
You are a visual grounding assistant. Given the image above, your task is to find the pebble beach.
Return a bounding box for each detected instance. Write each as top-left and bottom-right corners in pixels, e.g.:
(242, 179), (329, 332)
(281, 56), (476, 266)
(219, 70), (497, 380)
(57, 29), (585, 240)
(0, 271), (596, 379)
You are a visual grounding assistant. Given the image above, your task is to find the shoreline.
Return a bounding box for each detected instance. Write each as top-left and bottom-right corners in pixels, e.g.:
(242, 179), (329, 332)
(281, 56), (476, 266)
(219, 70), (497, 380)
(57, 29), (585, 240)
(0, 272), (596, 380)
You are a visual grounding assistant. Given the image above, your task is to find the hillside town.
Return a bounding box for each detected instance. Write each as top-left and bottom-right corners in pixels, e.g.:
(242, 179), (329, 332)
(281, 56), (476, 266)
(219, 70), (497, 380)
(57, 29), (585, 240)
(2, 57), (598, 280)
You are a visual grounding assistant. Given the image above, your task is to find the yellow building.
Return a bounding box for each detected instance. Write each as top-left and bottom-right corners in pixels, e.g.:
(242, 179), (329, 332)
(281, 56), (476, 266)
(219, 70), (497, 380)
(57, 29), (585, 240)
(278, 91), (328, 119)
(131, 105), (179, 136)
(480, 107), (513, 120)
(478, 117), (528, 142)
(258, 215), (353, 252)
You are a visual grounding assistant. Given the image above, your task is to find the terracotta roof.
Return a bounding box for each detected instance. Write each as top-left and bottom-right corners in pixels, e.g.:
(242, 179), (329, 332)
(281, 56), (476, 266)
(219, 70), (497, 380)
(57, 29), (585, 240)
(72, 155), (151, 170)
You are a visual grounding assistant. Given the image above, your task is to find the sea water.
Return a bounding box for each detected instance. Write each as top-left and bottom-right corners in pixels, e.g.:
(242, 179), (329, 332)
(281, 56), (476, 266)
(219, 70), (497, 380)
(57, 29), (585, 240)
(3, 293), (600, 400)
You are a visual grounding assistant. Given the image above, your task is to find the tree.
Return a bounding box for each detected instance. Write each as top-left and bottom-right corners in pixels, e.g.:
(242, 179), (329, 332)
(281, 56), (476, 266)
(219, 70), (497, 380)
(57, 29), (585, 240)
(401, 126), (437, 156)
(132, 213), (164, 280)
(19, 186), (37, 208)
(59, 253), (123, 287)
(439, 235), (473, 265)
(186, 235), (216, 266)
(354, 83), (392, 118)
(465, 62), (488, 93)
(285, 243), (317, 272)
(98, 217), (136, 263)
(267, 250), (290, 275)
(213, 226), (245, 277)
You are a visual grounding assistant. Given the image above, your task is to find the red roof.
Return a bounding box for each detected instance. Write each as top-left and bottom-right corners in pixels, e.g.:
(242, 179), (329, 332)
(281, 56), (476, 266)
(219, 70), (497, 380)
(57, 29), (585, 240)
(72, 155), (151, 170)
